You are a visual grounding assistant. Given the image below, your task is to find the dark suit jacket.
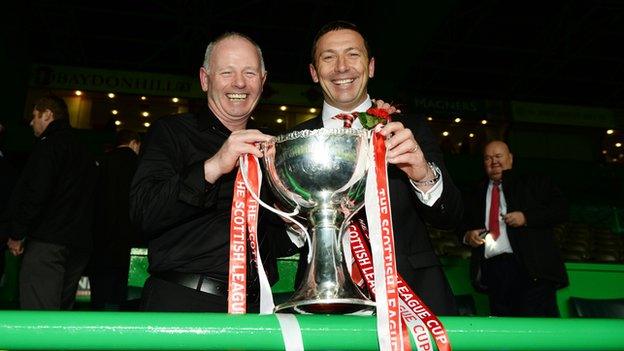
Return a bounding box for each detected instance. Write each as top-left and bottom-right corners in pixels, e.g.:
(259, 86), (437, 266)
(293, 113), (463, 315)
(463, 169), (569, 290)
(90, 147), (141, 271)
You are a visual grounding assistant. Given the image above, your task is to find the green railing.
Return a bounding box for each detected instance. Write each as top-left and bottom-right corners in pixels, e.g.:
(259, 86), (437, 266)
(1, 312), (623, 350)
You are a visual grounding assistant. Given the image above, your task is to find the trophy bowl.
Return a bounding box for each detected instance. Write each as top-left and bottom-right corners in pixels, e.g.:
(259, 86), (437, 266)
(261, 128), (375, 314)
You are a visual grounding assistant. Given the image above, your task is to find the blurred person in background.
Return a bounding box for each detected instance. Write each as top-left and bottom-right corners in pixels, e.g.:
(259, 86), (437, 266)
(8, 95), (97, 310)
(462, 140), (568, 317)
(88, 129), (142, 310)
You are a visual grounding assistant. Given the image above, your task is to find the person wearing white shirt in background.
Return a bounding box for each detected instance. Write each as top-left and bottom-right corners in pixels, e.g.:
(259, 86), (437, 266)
(462, 140), (569, 317)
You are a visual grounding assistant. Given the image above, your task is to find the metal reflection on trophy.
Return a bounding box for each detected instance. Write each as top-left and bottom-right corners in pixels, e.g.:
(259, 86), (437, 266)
(261, 128), (374, 314)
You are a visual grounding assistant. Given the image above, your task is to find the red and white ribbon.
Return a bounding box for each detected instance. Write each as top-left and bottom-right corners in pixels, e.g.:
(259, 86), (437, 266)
(238, 154), (305, 351)
(350, 219), (452, 351)
(229, 154), (275, 314)
(228, 168), (249, 313)
(365, 130), (404, 351)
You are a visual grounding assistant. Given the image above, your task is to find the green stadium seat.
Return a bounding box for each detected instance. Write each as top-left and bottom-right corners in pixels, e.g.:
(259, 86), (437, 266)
(569, 297), (624, 318)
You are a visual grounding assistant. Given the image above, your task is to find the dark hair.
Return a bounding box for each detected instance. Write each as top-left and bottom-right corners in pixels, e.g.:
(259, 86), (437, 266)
(310, 20), (371, 66)
(115, 129), (140, 146)
(34, 94), (69, 120)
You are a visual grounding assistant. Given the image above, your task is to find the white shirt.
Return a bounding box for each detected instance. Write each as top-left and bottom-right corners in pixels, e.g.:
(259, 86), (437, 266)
(483, 181), (514, 258)
(320, 96), (443, 206)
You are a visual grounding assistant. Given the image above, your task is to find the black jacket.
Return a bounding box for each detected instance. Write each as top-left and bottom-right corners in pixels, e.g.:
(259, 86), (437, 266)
(90, 147), (141, 269)
(462, 169), (569, 290)
(294, 113), (463, 315)
(0, 151), (18, 244)
(129, 109), (296, 284)
(10, 119), (97, 249)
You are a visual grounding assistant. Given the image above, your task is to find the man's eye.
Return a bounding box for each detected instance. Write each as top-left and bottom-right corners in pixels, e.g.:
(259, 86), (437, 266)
(321, 55), (335, 61)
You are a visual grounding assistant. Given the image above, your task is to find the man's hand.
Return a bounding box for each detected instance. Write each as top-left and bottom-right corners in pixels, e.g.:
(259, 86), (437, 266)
(204, 129), (273, 183)
(378, 121), (431, 185)
(464, 229), (486, 248)
(372, 100), (435, 189)
(7, 238), (24, 256)
(503, 211), (526, 227)
(371, 98), (402, 115)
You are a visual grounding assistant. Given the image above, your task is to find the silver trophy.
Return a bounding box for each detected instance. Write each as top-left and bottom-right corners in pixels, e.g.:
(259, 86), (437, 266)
(261, 128), (375, 314)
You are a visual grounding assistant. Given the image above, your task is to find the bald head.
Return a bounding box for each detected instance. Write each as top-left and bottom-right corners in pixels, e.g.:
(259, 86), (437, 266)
(483, 141), (513, 182)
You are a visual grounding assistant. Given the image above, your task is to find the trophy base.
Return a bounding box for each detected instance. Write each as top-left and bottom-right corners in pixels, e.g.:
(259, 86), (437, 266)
(274, 298), (376, 315)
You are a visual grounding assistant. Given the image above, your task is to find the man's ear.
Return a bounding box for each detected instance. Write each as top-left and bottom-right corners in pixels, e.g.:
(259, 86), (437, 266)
(42, 109), (54, 122)
(199, 67), (209, 92)
(309, 63), (319, 83)
(129, 140), (141, 154)
(368, 57), (375, 78)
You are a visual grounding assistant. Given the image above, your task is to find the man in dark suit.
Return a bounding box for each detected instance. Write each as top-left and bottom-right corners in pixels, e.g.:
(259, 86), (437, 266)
(293, 20), (462, 315)
(88, 129), (142, 310)
(462, 140), (568, 317)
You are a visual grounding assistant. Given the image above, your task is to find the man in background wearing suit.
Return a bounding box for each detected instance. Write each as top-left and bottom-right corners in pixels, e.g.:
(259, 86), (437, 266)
(294, 20), (462, 315)
(462, 140), (568, 317)
(88, 129), (142, 310)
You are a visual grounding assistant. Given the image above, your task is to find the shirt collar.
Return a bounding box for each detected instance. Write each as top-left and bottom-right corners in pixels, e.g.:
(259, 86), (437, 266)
(489, 179), (502, 187)
(197, 106), (265, 135)
(321, 95), (372, 128)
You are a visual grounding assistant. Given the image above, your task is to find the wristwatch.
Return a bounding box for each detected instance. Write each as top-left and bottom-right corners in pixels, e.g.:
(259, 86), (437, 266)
(412, 162), (440, 186)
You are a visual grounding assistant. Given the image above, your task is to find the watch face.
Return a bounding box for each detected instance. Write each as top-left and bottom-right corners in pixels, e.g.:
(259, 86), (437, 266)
(411, 162), (441, 186)
(428, 162), (441, 180)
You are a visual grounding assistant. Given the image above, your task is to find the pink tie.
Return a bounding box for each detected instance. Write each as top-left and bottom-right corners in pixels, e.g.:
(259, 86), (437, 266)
(334, 112), (357, 128)
(489, 183), (501, 240)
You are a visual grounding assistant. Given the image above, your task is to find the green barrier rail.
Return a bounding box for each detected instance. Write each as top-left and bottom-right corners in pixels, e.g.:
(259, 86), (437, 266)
(1, 312), (623, 350)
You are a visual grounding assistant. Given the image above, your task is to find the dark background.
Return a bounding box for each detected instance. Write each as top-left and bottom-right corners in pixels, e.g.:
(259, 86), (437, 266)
(1, 0), (623, 211)
(6, 0), (624, 107)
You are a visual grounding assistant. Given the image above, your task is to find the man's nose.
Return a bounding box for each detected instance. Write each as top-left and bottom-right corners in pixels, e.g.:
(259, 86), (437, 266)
(233, 73), (246, 88)
(334, 55), (348, 73)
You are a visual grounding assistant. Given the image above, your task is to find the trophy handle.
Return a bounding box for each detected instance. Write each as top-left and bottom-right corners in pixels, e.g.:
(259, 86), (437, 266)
(239, 155), (312, 259)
